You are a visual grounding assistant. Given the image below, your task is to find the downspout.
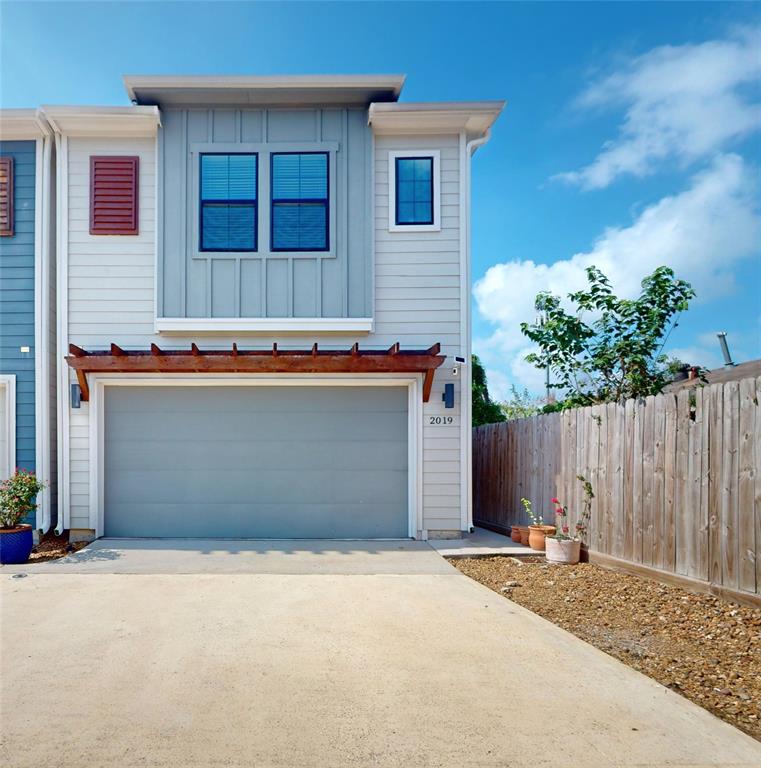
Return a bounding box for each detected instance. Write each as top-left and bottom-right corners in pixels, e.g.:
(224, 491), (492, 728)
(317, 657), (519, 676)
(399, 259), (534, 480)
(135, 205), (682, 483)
(39, 118), (54, 533)
(46, 114), (68, 535)
(462, 129), (491, 533)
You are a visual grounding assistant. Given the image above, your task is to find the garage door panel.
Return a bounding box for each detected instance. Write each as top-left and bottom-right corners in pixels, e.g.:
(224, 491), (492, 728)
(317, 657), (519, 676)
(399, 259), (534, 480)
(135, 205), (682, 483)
(104, 386), (409, 538)
(106, 501), (406, 538)
(107, 468), (409, 505)
(107, 409), (408, 443)
(107, 438), (408, 472)
(106, 386), (406, 413)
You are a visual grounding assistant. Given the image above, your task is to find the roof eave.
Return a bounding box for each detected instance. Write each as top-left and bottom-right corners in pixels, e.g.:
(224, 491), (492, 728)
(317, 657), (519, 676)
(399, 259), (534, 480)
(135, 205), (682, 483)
(41, 105), (161, 137)
(123, 74), (406, 107)
(368, 100), (506, 135)
(0, 108), (53, 140)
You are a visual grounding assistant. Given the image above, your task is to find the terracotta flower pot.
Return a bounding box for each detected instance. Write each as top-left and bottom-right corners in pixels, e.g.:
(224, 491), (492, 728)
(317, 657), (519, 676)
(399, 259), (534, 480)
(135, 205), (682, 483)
(510, 526), (521, 543)
(528, 525), (548, 551)
(545, 537), (582, 565)
(519, 526), (530, 546)
(541, 525), (556, 536)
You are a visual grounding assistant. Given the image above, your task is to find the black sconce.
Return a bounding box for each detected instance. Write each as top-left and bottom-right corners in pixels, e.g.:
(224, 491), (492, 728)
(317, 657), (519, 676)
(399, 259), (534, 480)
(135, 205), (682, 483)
(442, 383), (454, 409)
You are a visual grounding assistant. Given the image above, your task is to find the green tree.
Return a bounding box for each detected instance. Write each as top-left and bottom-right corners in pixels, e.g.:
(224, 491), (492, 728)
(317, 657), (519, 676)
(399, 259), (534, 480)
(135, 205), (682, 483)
(500, 385), (542, 420)
(520, 266), (695, 408)
(471, 355), (506, 426)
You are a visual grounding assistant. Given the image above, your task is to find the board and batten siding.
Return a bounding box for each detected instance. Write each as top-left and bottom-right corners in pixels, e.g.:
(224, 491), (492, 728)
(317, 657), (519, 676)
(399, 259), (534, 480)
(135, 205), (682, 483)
(0, 141), (36, 486)
(158, 107), (372, 321)
(64, 132), (464, 535)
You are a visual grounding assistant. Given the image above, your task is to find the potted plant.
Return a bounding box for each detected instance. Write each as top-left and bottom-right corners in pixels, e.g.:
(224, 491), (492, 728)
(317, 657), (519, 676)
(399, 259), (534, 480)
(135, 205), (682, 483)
(510, 525), (522, 543)
(521, 497), (556, 551)
(546, 476), (594, 565)
(0, 469), (44, 564)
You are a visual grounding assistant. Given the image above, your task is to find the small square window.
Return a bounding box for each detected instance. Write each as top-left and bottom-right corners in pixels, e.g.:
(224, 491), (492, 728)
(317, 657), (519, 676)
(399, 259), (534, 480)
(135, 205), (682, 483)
(395, 156), (433, 226)
(200, 153), (257, 251)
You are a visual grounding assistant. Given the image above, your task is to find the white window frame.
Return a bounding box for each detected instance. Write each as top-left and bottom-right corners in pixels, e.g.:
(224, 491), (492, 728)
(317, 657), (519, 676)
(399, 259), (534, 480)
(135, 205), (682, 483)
(0, 374), (16, 481)
(387, 149), (440, 233)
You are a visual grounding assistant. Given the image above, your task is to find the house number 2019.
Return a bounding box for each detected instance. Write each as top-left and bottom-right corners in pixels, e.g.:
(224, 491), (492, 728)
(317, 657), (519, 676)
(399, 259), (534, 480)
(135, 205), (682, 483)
(429, 416), (454, 425)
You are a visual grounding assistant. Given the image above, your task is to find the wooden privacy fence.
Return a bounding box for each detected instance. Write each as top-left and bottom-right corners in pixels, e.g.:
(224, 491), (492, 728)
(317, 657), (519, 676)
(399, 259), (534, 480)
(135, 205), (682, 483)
(473, 376), (761, 599)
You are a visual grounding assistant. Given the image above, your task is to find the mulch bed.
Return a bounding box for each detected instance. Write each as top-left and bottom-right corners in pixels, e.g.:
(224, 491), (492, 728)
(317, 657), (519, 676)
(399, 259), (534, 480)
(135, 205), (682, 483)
(28, 530), (88, 563)
(450, 555), (761, 741)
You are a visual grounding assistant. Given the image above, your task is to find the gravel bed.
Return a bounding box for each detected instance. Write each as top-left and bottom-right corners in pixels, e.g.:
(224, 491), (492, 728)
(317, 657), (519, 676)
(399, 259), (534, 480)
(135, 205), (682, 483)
(450, 555), (761, 741)
(28, 531), (87, 563)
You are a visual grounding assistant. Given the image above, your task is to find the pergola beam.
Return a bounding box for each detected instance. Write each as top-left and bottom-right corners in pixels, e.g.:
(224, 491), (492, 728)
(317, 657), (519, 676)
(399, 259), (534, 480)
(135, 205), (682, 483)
(66, 343), (446, 403)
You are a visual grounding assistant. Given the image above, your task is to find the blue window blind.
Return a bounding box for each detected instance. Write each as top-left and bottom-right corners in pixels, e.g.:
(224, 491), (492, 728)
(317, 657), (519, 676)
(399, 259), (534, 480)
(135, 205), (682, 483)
(395, 157), (433, 225)
(200, 154), (257, 251)
(271, 152), (328, 251)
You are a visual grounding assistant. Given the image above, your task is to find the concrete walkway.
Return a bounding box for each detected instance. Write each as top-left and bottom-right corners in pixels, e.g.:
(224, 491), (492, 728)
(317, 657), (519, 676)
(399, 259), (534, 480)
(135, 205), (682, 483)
(429, 526), (538, 557)
(1, 537), (452, 575)
(2, 542), (759, 767)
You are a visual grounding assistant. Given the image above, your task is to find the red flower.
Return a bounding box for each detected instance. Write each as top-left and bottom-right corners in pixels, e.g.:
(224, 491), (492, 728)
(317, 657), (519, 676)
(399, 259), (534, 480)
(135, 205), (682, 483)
(551, 498), (559, 504)
(562, 525), (569, 534)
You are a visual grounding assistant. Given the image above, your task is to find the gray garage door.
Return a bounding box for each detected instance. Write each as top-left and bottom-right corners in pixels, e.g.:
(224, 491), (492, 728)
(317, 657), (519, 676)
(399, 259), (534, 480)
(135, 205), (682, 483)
(104, 386), (409, 538)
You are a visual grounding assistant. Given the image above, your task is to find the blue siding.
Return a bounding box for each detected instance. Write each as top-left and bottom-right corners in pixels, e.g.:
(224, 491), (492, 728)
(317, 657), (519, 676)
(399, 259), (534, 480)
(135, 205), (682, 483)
(0, 141), (36, 509)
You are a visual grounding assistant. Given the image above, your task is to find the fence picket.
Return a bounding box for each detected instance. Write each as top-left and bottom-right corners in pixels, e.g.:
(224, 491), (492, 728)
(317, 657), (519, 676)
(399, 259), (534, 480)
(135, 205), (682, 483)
(738, 378), (756, 593)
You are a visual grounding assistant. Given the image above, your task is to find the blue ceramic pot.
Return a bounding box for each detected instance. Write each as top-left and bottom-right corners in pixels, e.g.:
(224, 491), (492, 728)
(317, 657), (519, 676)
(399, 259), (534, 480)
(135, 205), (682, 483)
(0, 525), (34, 564)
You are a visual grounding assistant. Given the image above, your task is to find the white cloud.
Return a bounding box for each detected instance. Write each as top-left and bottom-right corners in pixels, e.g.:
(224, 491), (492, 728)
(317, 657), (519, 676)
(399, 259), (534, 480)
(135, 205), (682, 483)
(555, 27), (761, 189)
(474, 154), (761, 393)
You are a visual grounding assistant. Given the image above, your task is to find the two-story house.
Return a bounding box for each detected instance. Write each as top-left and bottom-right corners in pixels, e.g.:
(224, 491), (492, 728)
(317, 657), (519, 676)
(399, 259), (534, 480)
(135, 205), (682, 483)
(0, 109), (56, 532)
(47, 76), (503, 541)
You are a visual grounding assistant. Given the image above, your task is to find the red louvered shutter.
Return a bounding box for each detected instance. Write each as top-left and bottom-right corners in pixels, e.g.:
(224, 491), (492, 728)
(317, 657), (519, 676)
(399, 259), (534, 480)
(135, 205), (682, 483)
(90, 156), (139, 235)
(0, 156), (13, 237)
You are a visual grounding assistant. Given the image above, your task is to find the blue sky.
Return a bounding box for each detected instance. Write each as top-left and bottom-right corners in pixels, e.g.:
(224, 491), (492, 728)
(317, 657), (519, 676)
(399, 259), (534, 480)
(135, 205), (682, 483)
(2, 1), (759, 399)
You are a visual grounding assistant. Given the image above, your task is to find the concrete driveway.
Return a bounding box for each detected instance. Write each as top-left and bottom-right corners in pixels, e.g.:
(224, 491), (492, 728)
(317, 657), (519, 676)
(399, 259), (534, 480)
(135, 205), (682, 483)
(2, 540), (759, 768)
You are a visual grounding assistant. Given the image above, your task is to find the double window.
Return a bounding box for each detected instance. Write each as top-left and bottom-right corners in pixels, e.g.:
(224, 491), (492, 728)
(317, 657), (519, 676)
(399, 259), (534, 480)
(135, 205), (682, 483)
(198, 151), (329, 253)
(200, 153), (257, 251)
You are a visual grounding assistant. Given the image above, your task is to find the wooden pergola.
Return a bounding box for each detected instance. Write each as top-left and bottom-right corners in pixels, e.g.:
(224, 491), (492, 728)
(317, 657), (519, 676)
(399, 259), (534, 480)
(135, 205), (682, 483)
(66, 342), (446, 403)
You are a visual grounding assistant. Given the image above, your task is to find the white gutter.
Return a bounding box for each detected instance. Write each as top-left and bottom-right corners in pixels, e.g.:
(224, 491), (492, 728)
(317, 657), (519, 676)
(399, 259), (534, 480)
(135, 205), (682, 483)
(461, 129), (492, 533)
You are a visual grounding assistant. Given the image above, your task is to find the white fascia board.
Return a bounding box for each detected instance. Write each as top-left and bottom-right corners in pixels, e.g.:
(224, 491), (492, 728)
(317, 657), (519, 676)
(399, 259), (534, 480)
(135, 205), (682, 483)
(155, 317), (374, 334)
(0, 108), (52, 140)
(368, 101), (505, 135)
(41, 105), (160, 137)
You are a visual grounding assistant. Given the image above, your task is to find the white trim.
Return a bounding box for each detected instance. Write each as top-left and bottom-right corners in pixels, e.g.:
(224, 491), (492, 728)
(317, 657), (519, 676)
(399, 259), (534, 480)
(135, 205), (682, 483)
(387, 149), (440, 233)
(369, 101), (505, 135)
(0, 108), (52, 140)
(41, 106), (160, 138)
(154, 131), (160, 333)
(0, 375), (16, 481)
(155, 317), (374, 334)
(462, 130), (492, 532)
(55, 133), (70, 533)
(88, 373), (421, 539)
(459, 132), (468, 533)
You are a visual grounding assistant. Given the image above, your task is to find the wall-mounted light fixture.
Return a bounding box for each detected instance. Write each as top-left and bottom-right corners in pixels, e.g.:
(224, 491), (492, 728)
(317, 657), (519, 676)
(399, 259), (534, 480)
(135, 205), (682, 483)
(71, 383), (81, 409)
(442, 382), (455, 409)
